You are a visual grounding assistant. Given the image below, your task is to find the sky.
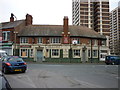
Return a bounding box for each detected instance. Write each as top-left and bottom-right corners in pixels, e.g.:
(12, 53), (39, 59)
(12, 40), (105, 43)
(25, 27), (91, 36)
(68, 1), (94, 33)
(0, 0), (119, 25)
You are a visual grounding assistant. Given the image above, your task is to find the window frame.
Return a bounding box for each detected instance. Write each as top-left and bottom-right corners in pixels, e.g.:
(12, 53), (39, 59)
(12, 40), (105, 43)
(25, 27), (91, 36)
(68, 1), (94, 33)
(20, 49), (28, 57)
(88, 50), (91, 58)
(51, 49), (60, 58)
(93, 50), (98, 58)
(37, 37), (43, 44)
(50, 37), (61, 44)
(20, 37), (28, 44)
(2, 31), (10, 41)
(73, 49), (81, 58)
(29, 49), (34, 57)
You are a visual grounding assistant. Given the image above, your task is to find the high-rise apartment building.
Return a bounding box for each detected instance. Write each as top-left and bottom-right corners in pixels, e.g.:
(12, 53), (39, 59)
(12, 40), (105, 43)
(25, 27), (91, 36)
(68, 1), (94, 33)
(72, 0), (110, 36)
(110, 2), (120, 55)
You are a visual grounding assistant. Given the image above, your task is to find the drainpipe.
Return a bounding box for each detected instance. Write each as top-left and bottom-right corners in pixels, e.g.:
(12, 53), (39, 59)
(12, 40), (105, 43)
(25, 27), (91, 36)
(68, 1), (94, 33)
(91, 39), (93, 63)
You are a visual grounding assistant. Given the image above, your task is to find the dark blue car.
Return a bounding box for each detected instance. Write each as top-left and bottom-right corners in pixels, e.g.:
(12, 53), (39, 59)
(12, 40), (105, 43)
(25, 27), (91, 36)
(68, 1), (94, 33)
(1, 56), (27, 74)
(105, 55), (120, 65)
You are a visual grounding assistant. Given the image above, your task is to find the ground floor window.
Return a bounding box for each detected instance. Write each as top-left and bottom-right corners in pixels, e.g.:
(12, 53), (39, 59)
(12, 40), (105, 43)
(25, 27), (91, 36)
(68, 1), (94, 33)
(51, 49), (59, 57)
(93, 50), (97, 57)
(73, 49), (80, 57)
(20, 49), (28, 57)
(30, 49), (33, 57)
(88, 50), (91, 57)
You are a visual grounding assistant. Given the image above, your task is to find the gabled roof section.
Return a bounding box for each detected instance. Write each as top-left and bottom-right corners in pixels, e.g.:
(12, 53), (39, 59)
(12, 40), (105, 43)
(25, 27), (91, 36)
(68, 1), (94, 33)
(18, 25), (106, 39)
(1, 20), (25, 29)
(69, 26), (105, 39)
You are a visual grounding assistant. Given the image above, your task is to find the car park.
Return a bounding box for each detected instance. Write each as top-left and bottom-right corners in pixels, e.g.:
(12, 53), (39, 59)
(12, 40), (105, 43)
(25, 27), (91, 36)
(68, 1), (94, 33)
(1, 56), (27, 74)
(105, 55), (120, 65)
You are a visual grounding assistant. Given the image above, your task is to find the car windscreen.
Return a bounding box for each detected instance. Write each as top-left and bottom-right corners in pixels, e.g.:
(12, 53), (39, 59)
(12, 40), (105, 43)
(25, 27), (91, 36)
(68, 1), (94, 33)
(8, 57), (23, 62)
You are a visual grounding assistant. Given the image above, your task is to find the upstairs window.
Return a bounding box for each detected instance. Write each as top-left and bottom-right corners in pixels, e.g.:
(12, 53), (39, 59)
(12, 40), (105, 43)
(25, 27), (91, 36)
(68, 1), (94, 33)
(2, 31), (10, 41)
(51, 38), (61, 44)
(102, 40), (106, 46)
(20, 37), (28, 44)
(38, 37), (42, 44)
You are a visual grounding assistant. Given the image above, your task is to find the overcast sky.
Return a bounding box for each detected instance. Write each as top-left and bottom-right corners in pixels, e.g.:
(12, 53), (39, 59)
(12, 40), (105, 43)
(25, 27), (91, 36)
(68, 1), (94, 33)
(0, 0), (119, 25)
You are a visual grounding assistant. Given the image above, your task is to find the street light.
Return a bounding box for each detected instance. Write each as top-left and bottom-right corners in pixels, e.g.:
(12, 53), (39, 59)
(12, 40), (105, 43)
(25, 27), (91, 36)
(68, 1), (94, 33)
(14, 31), (18, 56)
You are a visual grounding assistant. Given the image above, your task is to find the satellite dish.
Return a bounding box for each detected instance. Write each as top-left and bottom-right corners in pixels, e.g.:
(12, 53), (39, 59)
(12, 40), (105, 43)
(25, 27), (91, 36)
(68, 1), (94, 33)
(72, 40), (77, 45)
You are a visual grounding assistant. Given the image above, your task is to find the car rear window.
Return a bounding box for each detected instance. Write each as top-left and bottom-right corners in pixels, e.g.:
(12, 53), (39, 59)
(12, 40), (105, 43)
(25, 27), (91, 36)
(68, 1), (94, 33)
(8, 57), (23, 62)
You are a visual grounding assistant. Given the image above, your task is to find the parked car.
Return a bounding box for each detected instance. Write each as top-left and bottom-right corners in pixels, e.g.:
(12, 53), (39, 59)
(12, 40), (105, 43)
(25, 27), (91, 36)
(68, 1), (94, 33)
(1, 56), (27, 74)
(0, 50), (8, 60)
(0, 71), (12, 90)
(105, 55), (120, 65)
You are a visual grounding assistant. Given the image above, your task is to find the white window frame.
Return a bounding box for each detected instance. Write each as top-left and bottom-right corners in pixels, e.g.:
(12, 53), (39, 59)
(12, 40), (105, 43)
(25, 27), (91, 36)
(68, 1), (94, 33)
(51, 49), (60, 58)
(20, 37), (28, 44)
(50, 37), (61, 44)
(29, 49), (34, 57)
(73, 49), (81, 58)
(37, 37), (42, 44)
(101, 40), (106, 46)
(94, 40), (98, 46)
(2, 31), (10, 41)
(20, 49), (28, 57)
(88, 50), (91, 58)
(93, 50), (98, 58)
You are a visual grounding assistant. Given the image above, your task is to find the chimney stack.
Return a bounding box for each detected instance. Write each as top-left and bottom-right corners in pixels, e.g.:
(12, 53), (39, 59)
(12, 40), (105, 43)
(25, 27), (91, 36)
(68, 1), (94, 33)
(10, 13), (14, 22)
(26, 14), (33, 26)
(63, 16), (68, 35)
(62, 16), (70, 44)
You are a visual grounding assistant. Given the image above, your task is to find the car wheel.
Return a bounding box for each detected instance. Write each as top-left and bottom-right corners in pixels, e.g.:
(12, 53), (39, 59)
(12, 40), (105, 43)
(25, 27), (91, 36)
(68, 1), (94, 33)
(3, 67), (8, 74)
(22, 70), (26, 73)
(111, 62), (115, 65)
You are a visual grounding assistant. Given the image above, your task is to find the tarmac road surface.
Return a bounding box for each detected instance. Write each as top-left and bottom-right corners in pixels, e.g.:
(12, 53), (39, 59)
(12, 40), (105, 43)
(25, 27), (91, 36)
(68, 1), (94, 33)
(5, 63), (119, 88)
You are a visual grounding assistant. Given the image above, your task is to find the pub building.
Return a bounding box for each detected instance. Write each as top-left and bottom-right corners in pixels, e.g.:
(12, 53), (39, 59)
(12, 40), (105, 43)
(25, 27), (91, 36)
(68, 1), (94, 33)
(1, 14), (110, 63)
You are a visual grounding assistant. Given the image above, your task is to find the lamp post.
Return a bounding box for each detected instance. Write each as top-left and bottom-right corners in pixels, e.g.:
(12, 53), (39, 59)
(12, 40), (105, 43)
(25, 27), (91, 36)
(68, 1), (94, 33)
(14, 31), (18, 56)
(68, 32), (71, 63)
(91, 39), (93, 63)
(98, 40), (100, 63)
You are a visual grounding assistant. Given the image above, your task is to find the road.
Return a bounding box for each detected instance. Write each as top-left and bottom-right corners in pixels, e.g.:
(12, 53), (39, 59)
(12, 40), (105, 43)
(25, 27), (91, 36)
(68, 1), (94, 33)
(5, 63), (119, 88)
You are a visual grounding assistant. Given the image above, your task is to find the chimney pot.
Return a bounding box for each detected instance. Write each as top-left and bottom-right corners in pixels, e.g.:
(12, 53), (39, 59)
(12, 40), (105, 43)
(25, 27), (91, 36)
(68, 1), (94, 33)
(26, 14), (33, 26)
(10, 13), (14, 22)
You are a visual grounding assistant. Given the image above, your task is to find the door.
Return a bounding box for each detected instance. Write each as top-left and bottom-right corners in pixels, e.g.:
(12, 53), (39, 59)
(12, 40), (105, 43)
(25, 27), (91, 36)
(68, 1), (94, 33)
(82, 50), (86, 63)
(37, 50), (43, 62)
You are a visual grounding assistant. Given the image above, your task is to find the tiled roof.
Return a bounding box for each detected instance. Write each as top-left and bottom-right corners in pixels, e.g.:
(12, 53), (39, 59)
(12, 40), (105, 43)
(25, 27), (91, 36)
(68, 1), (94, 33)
(1, 20), (25, 29)
(19, 25), (63, 36)
(19, 25), (106, 39)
